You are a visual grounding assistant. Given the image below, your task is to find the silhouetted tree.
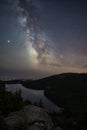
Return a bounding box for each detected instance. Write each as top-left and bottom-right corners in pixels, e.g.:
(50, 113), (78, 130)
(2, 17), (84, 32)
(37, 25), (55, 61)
(38, 98), (43, 107)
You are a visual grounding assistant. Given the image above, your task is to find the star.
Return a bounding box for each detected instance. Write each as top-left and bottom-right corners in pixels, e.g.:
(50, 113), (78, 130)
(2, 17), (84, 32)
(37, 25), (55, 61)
(7, 40), (11, 43)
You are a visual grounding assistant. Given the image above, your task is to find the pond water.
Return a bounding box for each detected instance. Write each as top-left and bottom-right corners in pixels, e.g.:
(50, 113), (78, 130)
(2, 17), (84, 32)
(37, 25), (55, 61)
(6, 84), (60, 112)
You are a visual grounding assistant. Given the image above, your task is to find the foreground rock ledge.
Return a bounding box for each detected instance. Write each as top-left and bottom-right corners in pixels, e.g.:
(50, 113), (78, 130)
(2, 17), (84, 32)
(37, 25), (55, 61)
(5, 105), (56, 130)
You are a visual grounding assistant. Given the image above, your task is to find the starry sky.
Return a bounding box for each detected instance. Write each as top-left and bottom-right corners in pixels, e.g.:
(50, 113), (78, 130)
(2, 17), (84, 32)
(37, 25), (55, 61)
(0, 0), (87, 79)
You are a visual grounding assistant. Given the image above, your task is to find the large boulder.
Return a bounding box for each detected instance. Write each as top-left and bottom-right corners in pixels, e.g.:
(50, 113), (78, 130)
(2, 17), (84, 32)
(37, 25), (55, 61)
(5, 105), (54, 130)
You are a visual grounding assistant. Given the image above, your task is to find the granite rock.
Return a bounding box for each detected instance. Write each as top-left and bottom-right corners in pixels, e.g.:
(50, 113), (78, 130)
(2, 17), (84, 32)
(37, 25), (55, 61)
(5, 105), (54, 130)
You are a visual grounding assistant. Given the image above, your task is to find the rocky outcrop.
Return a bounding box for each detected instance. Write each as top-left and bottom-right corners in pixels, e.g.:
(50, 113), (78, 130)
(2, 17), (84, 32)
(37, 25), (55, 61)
(5, 105), (54, 130)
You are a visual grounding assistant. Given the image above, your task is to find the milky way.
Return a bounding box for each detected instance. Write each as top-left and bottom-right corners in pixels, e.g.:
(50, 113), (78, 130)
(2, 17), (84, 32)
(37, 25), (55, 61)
(16, 0), (62, 68)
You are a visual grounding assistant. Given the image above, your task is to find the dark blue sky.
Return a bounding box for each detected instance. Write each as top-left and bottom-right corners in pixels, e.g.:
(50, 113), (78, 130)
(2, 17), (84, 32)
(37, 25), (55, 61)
(0, 0), (87, 79)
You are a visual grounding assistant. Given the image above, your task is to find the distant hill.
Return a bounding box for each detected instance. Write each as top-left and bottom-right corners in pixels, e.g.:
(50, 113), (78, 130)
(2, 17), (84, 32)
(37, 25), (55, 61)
(5, 79), (33, 84)
(5, 73), (87, 114)
(22, 73), (87, 114)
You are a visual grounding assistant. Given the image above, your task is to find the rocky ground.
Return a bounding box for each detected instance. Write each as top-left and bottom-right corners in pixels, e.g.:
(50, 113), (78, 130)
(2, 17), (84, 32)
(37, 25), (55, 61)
(5, 105), (62, 130)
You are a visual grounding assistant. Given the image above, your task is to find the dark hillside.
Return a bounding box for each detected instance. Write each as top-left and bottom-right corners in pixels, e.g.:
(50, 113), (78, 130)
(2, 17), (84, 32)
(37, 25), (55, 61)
(22, 73), (87, 114)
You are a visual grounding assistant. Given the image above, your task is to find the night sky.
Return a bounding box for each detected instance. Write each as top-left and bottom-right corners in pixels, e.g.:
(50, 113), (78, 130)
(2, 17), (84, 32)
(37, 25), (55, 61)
(0, 0), (87, 79)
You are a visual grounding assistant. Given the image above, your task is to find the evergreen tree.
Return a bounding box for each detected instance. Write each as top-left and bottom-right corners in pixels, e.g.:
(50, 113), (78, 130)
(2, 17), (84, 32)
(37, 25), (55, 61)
(38, 98), (43, 107)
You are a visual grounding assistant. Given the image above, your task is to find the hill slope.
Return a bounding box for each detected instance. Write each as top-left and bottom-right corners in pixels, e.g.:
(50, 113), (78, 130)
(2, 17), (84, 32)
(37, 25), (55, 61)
(22, 73), (87, 114)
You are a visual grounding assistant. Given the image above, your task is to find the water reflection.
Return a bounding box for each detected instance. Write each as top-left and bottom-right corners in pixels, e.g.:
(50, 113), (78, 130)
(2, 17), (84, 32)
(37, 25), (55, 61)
(6, 84), (60, 112)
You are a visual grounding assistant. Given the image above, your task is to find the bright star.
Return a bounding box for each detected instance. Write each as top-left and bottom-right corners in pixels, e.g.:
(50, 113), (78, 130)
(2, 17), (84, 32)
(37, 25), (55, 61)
(7, 40), (11, 43)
